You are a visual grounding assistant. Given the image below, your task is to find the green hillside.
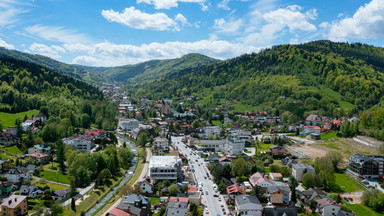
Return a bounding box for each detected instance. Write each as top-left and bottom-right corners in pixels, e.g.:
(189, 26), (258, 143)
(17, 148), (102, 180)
(0, 47), (107, 83)
(79, 53), (220, 83)
(132, 40), (384, 119)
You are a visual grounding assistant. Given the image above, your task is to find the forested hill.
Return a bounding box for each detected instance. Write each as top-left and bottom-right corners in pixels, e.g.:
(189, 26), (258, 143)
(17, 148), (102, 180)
(78, 53), (220, 83)
(0, 57), (103, 113)
(132, 40), (384, 117)
(0, 47), (106, 83)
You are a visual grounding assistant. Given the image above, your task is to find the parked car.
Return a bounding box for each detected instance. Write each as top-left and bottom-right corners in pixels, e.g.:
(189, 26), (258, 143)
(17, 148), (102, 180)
(213, 194), (219, 197)
(348, 197), (353, 201)
(343, 197), (349, 202)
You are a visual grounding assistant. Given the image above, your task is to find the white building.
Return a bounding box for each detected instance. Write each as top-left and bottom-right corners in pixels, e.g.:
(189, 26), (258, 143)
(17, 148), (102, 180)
(197, 140), (225, 152)
(149, 156), (183, 181)
(139, 177), (155, 194)
(6, 167), (33, 183)
(153, 137), (169, 154)
(235, 194), (263, 216)
(316, 198), (341, 216)
(225, 136), (245, 155)
(62, 135), (94, 152)
(292, 163), (315, 181)
(118, 119), (140, 131)
(200, 126), (221, 138)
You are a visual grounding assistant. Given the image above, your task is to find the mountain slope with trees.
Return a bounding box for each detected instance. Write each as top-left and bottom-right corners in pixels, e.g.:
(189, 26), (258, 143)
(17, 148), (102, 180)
(132, 40), (384, 120)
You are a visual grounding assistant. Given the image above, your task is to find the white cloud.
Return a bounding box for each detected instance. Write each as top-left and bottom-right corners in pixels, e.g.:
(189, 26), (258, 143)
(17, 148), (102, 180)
(136, 0), (205, 10)
(0, 38), (15, 49)
(175, 14), (188, 26)
(28, 43), (65, 59)
(218, 0), (230, 10)
(214, 18), (243, 34)
(327, 0), (384, 40)
(68, 40), (258, 67)
(25, 25), (90, 44)
(0, 0), (29, 27)
(101, 7), (187, 31)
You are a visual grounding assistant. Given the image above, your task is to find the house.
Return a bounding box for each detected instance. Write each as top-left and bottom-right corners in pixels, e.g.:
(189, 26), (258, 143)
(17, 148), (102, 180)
(84, 129), (107, 139)
(5, 127), (17, 136)
(333, 120), (343, 127)
(166, 200), (188, 216)
(323, 123), (332, 130)
(306, 115), (322, 126)
(303, 126), (314, 135)
(18, 185), (43, 198)
(266, 185), (290, 205)
(281, 157), (297, 167)
(249, 172), (275, 188)
(6, 167), (33, 183)
(235, 194), (263, 216)
(207, 153), (221, 164)
(52, 188), (71, 202)
(292, 163), (315, 182)
(269, 173), (283, 181)
(153, 137), (169, 154)
(139, 177), (155, 194)
(28, 144), (51, 154)
(348, 117), (360, 123)
(118, 118), (140, 131)
(187, 191), (201, 205)
(0, 181), (12, 197)
(301, 188), (327, 204)
(348, 153), (384, 179)
(117, 194), (151, 216)
(263, 204), (298, 216)
(310, 133), (321, 140)
(108, 207), (132, 216)
(337, 210), (354, 216)
(28, 153), (50, 164)
(270, 146), (290, 158)
(149, 156), (183, 181)
(316, 198), (341, 216)
(199, 126), (221, 138)
(0, 160), (13, 172)
(0, 195), (28, 216)
(198, 140), (225, 152)
(0, 133), (15, 145)
(33, 112), (48, 123)
(62, 134), (95, 152)
(219, 157), (232, 166)
(21, 120), (36, 131)
(227, 184), (246, 196)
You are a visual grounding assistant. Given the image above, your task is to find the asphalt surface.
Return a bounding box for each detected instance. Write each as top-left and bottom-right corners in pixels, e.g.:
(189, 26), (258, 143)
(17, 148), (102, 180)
(85, 135), (138, 216)
(172, 136), (229, 216)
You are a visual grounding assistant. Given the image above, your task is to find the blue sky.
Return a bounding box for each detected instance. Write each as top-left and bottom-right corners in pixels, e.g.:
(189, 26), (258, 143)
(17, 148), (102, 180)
(0, 0), (383, 66)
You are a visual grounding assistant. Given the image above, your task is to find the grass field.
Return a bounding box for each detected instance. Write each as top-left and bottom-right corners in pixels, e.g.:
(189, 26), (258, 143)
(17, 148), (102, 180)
(33, 180), (69, 191)
(334, 173), (366, 193)
(212, 120), (222, 126)
(149, 197), (160, 205)
(231, 102), (261, 113)
(344, 202), (384, 216)
(42, 170), (70, 185)
(321, 132), (338, 141)
(0, 109), (40, 128)
(1, 145), (22, 155)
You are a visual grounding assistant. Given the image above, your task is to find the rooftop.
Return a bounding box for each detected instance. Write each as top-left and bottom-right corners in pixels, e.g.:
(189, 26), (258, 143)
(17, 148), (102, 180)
(149, 156), (181, 168)
(0, 195), (27, 208)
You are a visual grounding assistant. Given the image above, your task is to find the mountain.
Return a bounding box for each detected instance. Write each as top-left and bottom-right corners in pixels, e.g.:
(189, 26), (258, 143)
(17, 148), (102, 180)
(0, 47), (107, 83)
(78, 53), (221, 83)
(132, 40), (384, 118)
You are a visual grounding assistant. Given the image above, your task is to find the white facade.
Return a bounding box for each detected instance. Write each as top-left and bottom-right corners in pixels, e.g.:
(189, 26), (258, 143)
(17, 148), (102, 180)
(198, 140), (225, 152)
(62, 136), (94, 152)
(149, 156), (182, 181)
(225, 137), (245, 155)
(6, 168), (33, 183)
(153, 137), (169, 153)
(118, 119), (140, 131)
(292, 163), (316, 181)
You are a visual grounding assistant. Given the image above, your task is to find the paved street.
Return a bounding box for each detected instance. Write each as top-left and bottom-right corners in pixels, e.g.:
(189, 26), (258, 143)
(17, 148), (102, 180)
(172, 136), (229, 216)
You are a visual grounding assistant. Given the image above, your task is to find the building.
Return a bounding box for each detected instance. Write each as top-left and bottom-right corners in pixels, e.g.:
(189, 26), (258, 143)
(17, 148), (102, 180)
(348, 153), (384, 179)
(225, 136), (245, 155)
(139, 177), (155, 194)
(166, 200), (188, 216)
(197, 140), (225, 152)
(0, 181), (12, 197)
(62, 134), (95, 152)
(0, 195), (28, 216)
(292, 163), (315, 182)
(18, 185), (43, 198)
(199, 126), (221, 138)
(118, 119), (140, 131)
(28, 144), (51, 154)
(5, 128), (17, 136)
(117, 194), (151, 216)
(270, 146), (290, 157)
(0, 160), (12, 172)
(84, 129), (107, 139)
(28, 153), (50, 164)
(235, 194), (263, 216)
(316, 198), (341, 216)
(149, 156), (183, 181)
(52, 188), (71, 202)
(6, 167), (32, 183)
(249, 172), (275, 188)
(263, 204), (298, 216)
(269, 173), (283, 181)
(227, 184), (246, 196)
(306, 115), (322, 126)
(153, 137), (169, 154)
(301, 188), (327, 204)
(266, 185), (290, 205)
(219, 157), (232, 166)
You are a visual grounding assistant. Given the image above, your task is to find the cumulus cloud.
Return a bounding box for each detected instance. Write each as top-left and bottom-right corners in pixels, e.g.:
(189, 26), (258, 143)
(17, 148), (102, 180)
(101, 7), (187, 31)
(67, 40), (258, 66)
(214, 18), (243, 34)
(25, 25), (90, 44)
(327, 0), (384, 40)
(0, 38), (15, 49)
(28, 43), (65, 59)
(136, 0), (205, 10)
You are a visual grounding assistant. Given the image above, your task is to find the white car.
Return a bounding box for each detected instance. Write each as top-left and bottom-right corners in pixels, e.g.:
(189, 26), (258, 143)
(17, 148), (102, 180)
(221, 203), (224, 207)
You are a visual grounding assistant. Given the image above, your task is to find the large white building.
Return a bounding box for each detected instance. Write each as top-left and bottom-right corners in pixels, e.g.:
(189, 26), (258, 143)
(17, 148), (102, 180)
(225, 136), (245, 155)
(62, 135), (94, 152)
(197, 140), (225, 152)
(292, 163), (316, 181)
(149, 156), (182, 181)
(118, 118), (140, 131)
(153, 137), (169, 154)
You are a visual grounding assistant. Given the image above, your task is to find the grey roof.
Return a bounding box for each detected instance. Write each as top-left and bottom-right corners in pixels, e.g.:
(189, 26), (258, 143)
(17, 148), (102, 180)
(235, 194), (262, 210)
(337, 210), (354, 216)
(267, 185), (290, 194)
(26, 165), (37, 171)
(263, 206), (298, 216)
(54, 188), (71, 197)
(292, 163), (314, 170)
(208, 153), (221, 161)
(118, 194), (150, 211)
(166, 201), (188, 216)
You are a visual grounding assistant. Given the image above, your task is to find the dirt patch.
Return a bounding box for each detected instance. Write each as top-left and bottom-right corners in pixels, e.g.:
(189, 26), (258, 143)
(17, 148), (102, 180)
(290, 144), (328, 159)
(341, 192), (363, 204)
(75, 194), (90, 205)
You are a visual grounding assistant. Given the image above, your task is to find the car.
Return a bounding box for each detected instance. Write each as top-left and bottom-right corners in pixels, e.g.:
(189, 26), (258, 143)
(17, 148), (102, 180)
(369, 185), (376, 189)
(213, 194), (219, 197)
(343, 197), (349, 202)
(221, 203), (224, 207)
(195, 159), (198, 162)
(201, 191), (204, 195)
(205, 191), (208, 195)
(348, 197), (354, 201)
(218, 197), (221, 201)
(204, 176), (207, 179)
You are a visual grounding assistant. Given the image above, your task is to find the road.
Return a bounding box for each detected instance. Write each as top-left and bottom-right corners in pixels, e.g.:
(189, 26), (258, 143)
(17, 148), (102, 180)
(172, 136), (229, 216)
(85, 134), (138, 216)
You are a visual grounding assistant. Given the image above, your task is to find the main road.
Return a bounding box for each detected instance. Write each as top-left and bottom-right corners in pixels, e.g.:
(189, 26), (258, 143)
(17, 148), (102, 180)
(172, 136), (229, 216)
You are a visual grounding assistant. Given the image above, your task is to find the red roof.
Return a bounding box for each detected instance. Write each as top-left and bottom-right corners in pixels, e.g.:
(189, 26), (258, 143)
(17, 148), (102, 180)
(219, 157), (232, 162)
(324, 123), (331, 126)
(314, 126), (321, 130)
(109, 207), (131, 216)
(169, 197), (189, 203)
(188, 187), (198, 193)
(226, 184), (245, 195)
(271, 148), (290, 155)
(29, 153), (49, 158)
(85, 129), (106, 136)
(333, 120), (343, 125)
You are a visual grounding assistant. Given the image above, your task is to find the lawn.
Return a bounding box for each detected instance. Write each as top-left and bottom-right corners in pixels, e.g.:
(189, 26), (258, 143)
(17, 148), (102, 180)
(212, 120), (222, 126)
(321, 132), (338, 141)
(334, 173), (366, 193)
(33, 180), (69, 191)
(42, 170), (70, 185)
(231, 102), (261, 113)
(149, 197), (160, 205)
(344, 202), (384, 216)
(258, 143), (273, 152)
(0, 109), (40, 128)
(1, 145), (22, 155)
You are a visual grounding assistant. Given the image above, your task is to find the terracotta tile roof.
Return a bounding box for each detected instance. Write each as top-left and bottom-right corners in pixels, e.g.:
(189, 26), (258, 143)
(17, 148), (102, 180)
(109, 207), (131, 216)
(227, 184), (245, 195)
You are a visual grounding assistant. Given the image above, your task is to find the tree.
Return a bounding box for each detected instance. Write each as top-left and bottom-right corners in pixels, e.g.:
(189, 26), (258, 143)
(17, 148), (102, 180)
(56, 140), (66, 172)
(138, 133), (148, 147)
(76, 166), (89, 187)
(0, 120), (3, 133)
(218, 182), (226, 193)
(232, 158), (249, 177)
(117, 148), (135, 170)
(71, 198), (76, 212)
(288, 176), (299, 203)
(325, 151), (342, 171)
(169, 184), (180, 196)
(213, 168), (223, 185)
(70, 176), (76, 196)
(192, 120), (200, 128)
(302, 172), (316, 188)
(50, 201), (64, 216)
(80, 113), (91, 129)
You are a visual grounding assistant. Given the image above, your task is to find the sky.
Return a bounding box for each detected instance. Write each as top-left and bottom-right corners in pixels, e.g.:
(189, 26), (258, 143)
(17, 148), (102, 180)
(0, 0), (384, 67)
